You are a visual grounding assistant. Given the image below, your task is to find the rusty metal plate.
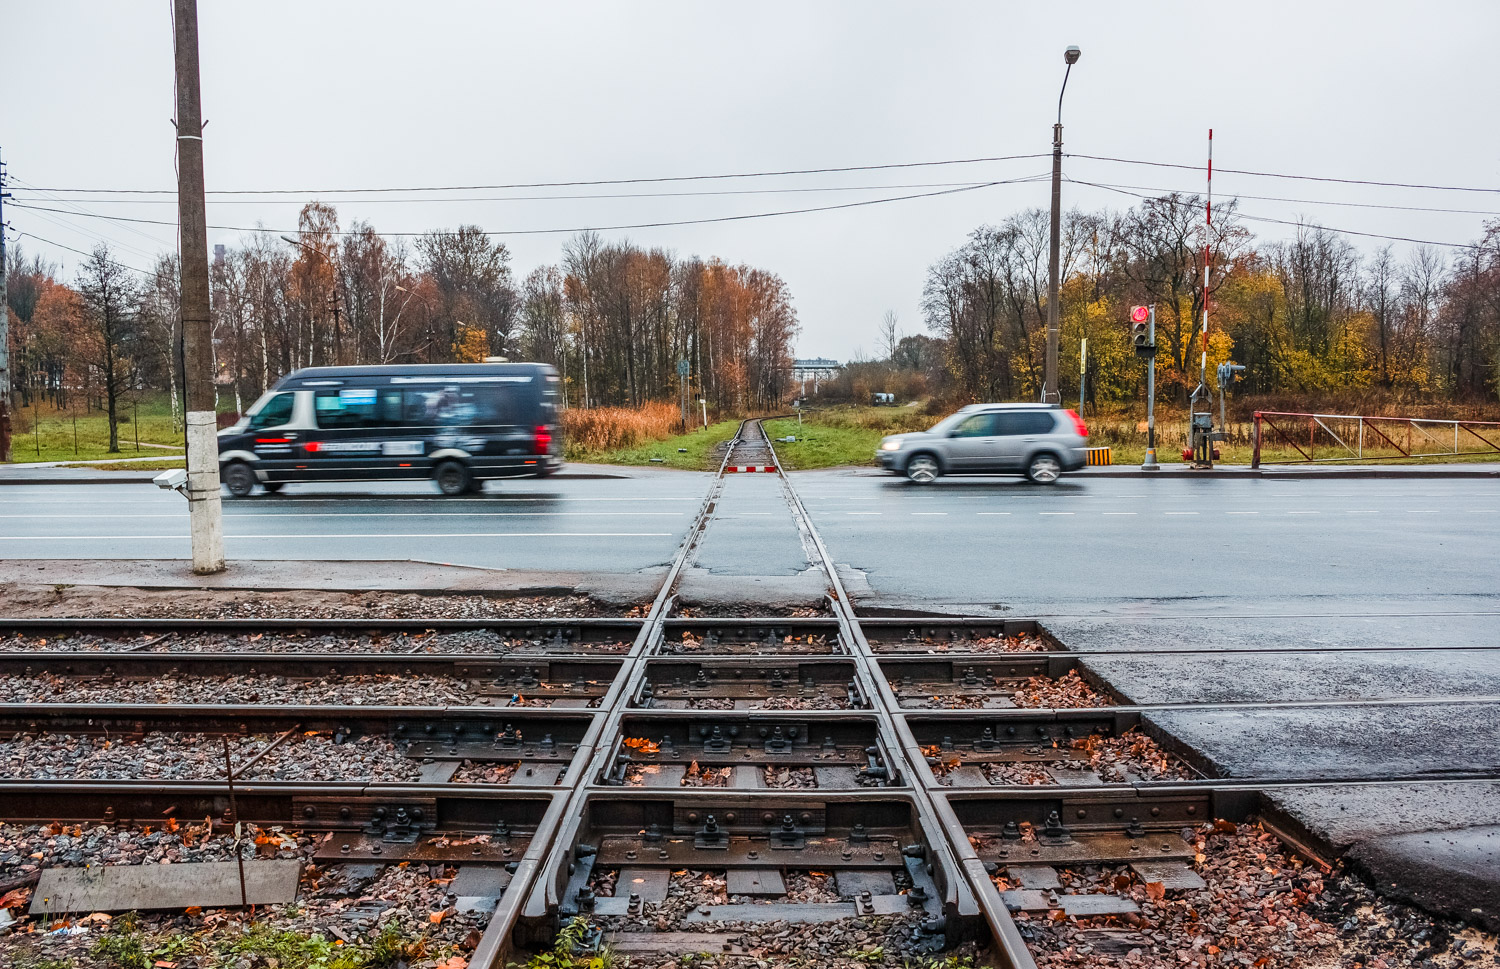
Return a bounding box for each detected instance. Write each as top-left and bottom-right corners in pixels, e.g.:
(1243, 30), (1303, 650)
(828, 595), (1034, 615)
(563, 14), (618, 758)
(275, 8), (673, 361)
(32, 860), (300, 913)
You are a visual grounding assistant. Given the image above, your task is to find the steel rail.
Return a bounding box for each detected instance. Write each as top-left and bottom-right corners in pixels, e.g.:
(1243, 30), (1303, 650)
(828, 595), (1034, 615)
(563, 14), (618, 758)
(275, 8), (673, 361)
(748, 420), (1025, 962)
(519, 421), (784, 945)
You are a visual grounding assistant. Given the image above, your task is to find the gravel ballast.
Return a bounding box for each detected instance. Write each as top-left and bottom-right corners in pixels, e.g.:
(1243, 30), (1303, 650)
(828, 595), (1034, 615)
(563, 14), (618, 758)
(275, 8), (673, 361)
(0, 731), (423, 782)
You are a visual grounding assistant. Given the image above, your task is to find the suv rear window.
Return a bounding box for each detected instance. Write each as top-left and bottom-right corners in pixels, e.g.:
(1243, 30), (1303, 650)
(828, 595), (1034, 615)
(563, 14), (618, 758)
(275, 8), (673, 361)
(994, 411), (1058, 435)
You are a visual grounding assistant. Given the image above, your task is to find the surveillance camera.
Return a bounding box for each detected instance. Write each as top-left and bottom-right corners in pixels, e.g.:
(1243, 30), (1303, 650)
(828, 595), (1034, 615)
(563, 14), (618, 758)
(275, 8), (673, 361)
(154, 468), (188, 496)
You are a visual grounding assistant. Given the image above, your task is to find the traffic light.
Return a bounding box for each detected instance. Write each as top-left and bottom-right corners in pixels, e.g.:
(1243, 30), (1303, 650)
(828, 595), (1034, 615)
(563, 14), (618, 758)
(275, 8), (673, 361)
(1129, 305), (1153, 357)
(1216, 362), (1245, 390)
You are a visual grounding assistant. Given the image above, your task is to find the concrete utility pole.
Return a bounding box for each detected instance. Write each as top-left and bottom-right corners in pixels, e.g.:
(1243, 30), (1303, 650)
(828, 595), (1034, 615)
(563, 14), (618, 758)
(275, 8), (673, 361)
(0, 147), (12, 463)
(174, 0), (225, 573)
(1042, 47), (1081, 405)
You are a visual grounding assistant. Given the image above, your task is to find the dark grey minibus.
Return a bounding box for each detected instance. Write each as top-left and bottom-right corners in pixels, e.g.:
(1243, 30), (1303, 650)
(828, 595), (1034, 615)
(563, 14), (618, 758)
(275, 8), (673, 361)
(216, 362), (563, 496)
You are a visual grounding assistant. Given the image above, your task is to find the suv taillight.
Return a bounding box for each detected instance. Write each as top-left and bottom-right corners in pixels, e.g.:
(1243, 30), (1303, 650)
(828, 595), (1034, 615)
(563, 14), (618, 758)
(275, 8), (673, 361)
(1065, 409), (1088, 437)
(534, 425), (553, 455)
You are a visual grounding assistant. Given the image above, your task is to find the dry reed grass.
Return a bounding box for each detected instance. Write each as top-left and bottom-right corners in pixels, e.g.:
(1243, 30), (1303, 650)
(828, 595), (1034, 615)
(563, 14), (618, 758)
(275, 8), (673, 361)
(562, 401), (683, 452)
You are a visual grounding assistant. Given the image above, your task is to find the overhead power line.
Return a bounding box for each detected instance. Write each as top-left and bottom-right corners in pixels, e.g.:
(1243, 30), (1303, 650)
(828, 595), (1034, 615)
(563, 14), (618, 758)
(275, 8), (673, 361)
(1058, 178), (1500, 218)
(8, 175), (1050, 239)
(21, 150), (1498, 197)
(9, 180), (1003, 206)
(13, 231), (158, 277)
(1067, 153), (1500, 195)
(1065, 177), (1482, 249)
(18, 154), (1052, 196)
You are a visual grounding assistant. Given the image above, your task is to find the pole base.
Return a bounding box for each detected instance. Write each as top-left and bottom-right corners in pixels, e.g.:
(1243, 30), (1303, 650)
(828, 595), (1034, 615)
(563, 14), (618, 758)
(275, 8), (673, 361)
(1141, 448), (1159, 470)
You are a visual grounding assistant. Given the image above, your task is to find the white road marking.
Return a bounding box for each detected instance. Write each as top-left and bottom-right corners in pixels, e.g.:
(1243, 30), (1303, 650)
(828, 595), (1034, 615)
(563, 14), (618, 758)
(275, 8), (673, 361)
(1286, 511), (1320, 515)
(1345, 510), (1379, 514)
(1039, 512), (1074, 516)
(1102, 512), (1137, 515)
(847, 512), (882, 516)
(0, 532), (675, 540)
(912, 512), (948, 516)
(1165, 511), (1199, 515)
(977, 512), (1011, 516)
(1406, 510), (1440, 514)
(1226, 511), (1258, 515)
(0, 512), (686, 519)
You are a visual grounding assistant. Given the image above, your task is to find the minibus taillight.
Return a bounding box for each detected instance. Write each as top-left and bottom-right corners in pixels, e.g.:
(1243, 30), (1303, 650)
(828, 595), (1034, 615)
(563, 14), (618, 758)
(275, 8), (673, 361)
(534, 426), (553, 454)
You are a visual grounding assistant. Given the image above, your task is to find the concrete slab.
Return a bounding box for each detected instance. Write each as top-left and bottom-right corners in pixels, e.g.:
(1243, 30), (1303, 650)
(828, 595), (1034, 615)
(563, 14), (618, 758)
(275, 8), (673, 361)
(673, 568), (829, 611)
(728, 869), (786, 897)
(32, 859), (301, 913)
(1081, 651), (1500, 705)
(616, 868), (670, 902)
(1264, 783), (1500, 850)
(1347, 825), (1500, 932)
(1147, 703), (1500, 780)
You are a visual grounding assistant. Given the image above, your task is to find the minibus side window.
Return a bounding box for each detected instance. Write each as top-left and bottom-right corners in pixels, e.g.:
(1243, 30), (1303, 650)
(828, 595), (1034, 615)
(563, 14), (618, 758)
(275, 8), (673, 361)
(314, 387), (383, 428)
(248, 392), (295, 429)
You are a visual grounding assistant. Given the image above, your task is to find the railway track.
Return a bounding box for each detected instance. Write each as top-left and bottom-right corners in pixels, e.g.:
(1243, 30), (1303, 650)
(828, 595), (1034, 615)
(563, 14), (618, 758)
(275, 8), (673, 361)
(1, 418), (1496, 968)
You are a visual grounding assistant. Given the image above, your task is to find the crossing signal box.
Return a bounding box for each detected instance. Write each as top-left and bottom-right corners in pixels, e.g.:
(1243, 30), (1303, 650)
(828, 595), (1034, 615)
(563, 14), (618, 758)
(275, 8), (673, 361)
(1130, 305), (1153, 357)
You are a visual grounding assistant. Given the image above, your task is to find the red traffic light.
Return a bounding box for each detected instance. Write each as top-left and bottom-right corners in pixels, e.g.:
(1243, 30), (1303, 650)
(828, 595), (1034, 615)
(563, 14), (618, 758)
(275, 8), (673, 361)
(1130, 305), (1149, 323)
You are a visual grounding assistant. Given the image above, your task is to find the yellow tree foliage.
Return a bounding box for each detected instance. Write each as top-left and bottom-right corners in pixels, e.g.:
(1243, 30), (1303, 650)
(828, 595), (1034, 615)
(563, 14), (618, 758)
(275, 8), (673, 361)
(451, 321), (490, 363)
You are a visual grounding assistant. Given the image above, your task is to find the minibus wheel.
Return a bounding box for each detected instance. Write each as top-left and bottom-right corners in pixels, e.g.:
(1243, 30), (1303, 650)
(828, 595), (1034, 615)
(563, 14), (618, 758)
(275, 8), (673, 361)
(434, 460), (474, 496)
(222, 461), (256, 498)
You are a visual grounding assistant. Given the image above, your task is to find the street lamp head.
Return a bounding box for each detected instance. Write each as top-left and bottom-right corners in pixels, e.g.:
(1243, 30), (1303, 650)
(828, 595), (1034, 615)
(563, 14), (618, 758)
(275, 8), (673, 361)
(1064, 46), (1081, 65)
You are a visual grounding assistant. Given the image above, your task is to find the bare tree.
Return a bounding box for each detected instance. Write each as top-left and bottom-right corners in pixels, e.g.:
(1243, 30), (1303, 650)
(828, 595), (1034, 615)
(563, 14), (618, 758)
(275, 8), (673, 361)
(76, 245), (139, 452)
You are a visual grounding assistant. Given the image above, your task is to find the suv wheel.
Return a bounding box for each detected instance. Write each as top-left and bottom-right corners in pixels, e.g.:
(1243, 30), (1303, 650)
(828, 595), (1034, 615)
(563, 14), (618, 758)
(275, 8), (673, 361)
(1026, 453), (1062, 484)
(434, 460), (474, 496)
(222, 461), (255, 498)
(905, 454), (940, 484)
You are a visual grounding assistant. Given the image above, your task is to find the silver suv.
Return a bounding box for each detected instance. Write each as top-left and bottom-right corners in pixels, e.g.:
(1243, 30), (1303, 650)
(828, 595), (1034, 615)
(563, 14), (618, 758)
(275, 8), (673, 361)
(877, 403), (1089, 484)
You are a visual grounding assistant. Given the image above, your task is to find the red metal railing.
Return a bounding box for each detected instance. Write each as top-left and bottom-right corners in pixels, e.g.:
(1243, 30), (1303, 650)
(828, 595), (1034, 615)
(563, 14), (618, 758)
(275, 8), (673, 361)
(1252, 411), (1500, 468)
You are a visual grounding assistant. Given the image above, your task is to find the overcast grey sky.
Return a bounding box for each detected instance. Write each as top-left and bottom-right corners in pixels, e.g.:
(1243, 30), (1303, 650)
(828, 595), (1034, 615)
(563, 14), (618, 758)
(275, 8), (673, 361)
(7, 1), (1499, 359)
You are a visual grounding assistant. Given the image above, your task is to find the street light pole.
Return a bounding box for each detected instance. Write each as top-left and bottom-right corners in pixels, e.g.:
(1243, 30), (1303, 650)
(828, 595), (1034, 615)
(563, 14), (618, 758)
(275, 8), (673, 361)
(1042, 46), (1080, 405)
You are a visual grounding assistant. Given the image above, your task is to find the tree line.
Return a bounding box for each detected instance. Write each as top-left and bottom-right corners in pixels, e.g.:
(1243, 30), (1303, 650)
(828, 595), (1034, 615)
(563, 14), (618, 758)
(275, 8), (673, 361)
(920, 197), (1500, 406)
(4, 204), (799, 450)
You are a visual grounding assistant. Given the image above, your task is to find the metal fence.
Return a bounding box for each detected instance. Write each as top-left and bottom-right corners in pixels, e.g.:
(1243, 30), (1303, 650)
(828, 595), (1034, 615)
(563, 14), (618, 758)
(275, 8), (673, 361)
(1252, 411), (1500, 467)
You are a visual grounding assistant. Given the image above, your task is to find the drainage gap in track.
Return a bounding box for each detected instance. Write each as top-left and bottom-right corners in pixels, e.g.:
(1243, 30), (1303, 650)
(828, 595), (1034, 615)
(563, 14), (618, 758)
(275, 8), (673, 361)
(601, 715), (900, 789)
(0, 620), (644, 655)
(909, 716), (1198, 787)
(657, 618), (844, 655)
(879, 655), (1120, 710)
(861, 619), (1059, 654)
(634, 658), (865, 710)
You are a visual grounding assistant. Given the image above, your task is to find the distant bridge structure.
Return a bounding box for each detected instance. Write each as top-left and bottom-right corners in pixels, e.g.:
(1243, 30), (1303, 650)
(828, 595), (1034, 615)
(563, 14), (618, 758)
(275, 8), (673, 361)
(790, 357), (842, 391)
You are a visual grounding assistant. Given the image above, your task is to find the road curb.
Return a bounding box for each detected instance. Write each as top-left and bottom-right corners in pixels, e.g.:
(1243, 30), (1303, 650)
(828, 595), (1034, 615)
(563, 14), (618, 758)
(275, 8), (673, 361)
(0, 470), (635, 485)
(1079, 467), (1500, 479)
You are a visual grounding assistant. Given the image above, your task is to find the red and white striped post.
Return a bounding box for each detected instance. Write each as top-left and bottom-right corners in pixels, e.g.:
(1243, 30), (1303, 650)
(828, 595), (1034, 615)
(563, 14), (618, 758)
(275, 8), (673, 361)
(1201, 129), (1213, 387)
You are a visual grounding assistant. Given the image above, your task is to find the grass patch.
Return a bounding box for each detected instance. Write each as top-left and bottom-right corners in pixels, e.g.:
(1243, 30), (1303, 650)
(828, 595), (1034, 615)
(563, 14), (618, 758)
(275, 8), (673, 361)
(763, 405), (940, 470)
(568, 420), (741, 471)
(86, 918), (423, 969)
(764, 419), (886, 470)
(5, 394), (187, 464)
(58, 457), (186, 472)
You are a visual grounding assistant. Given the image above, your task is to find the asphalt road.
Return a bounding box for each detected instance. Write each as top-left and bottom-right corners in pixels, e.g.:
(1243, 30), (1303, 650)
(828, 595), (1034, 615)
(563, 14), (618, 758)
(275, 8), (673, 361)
(0, 471), (713, 572)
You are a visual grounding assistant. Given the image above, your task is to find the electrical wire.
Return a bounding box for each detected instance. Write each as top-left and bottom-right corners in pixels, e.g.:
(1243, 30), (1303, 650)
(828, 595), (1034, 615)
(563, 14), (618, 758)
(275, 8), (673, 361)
(20, 150), (1498, 197)
(9, 180), (1002, 206)
(18, 154), (1053, 196)
(1056, 177), (1500, 218)
(1067, 153), (1500, 195)
(8, 175), (1051, 239)
(13, 230), (158, 277)
(1065, 176), (1482, 249)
